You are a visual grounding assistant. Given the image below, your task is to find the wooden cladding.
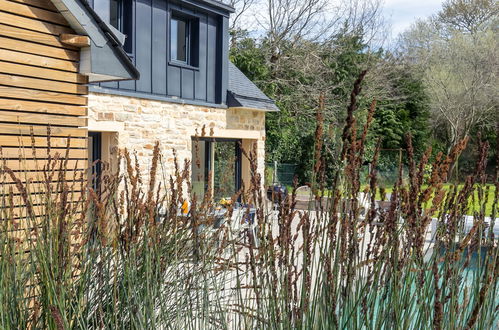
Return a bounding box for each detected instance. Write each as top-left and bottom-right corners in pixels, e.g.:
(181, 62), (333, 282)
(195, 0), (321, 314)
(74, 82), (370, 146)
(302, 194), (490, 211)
(0, 86), (86, 105)
(0, 0), (69, 26)
(0, 23), (77, 49)
(0, 48), (78, 72)
(0, 11), (72, 35)
(0, 61), (87, 84)
(0, 99), (87, 116)
(9, 0), (59, 12)
(0, 0), (88, 203)
(0, 36), (80, 61)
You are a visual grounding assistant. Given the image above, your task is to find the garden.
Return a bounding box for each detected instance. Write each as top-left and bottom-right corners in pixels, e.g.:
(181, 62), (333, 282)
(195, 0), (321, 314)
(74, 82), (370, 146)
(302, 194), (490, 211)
(0, 72), (497, 329)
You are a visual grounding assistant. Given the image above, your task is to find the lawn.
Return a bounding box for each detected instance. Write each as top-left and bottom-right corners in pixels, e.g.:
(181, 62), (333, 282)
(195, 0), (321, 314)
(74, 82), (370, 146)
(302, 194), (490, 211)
(290, 183), (497, 216)
(374, 183), (497, 217)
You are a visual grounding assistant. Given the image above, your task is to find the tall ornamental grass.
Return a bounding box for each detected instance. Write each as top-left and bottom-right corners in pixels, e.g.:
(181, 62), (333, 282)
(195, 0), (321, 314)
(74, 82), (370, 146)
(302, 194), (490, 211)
(0, 73), (497, 329)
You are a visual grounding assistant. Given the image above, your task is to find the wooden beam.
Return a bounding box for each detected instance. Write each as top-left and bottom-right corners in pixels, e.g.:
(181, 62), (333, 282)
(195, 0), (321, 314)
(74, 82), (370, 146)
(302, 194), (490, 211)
(0, 74), (88, 95)
(0, 86), (87, 106)
(0, 23), (77, 50)
(3, 159), (86, 171)
(0, 122), (87, 137)
(8, 0), (59, 13)
(0, 0), (69, 26)
(0, 98), (87, 117)
(0, 147), (87, 159)
(0, 0), (69, 27)
(2, 192), (83, 209)
(0, 182), (85, 196)
(0, 110), (87, 127)
(0, 61), (87, 84)
(0, 11), (73, 36)
(1, 170), (86, 184)
(0, 135), (87, 148)
(0, 48), (78, 72)
(59, 34), (90, 48)
(0, 202), (83, 223)
(0, 36), (79, 61)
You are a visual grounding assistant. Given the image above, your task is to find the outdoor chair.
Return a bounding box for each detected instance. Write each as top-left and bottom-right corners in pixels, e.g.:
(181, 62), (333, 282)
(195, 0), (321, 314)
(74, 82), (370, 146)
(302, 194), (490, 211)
(295, 185), (312, 200)
(227, 205), (259, 248)
(295, 185), (316, 210)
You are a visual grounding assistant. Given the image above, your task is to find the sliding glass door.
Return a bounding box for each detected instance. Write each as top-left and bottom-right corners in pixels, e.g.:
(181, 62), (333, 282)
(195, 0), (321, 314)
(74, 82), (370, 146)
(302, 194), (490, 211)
(191, 138), (242, 200)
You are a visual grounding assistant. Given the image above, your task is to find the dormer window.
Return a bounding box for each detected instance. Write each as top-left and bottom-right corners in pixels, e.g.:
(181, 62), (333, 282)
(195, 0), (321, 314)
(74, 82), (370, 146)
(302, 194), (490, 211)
(170, 13), (199, 67)
(110, 0), (134, 54)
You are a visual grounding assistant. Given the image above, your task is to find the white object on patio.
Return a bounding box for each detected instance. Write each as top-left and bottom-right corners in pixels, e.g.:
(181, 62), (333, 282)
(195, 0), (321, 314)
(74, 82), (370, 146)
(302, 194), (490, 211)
(295, 185), (313, 202)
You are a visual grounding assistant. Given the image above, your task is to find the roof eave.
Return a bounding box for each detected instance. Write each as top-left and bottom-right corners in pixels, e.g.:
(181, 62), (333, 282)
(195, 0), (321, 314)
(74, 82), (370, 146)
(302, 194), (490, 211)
(227, 91), (280, 112)
(197, 0), (235, 13)
(229, 106), (280, 113)
(50, 0), (139, 82)
(176, 0), (235, 15)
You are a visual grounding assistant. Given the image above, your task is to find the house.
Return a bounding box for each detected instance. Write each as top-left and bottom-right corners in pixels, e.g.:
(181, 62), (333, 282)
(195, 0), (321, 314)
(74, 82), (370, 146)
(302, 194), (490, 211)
(85, 0), (278, 199)
(0, 0), (277, 202)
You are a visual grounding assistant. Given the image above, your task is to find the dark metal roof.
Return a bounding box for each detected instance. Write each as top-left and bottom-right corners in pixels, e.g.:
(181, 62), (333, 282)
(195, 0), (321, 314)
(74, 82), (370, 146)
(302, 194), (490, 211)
(195, 0), (235, 13)
(227, 62), (279, 112)
(171, 0), (235, 16)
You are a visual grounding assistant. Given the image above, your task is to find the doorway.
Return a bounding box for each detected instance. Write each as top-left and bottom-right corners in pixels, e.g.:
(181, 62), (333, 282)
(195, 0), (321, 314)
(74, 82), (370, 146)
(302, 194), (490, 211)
(88, 131), (102, 191)
(191, 138), (242, 200)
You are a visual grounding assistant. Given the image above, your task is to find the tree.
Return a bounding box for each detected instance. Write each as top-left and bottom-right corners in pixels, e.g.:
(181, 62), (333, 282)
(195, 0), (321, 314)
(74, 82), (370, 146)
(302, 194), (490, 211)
(370, 61), (431, 170)
(438, 0), (498, 33)
(229, 0), (431, 183)
(399, 0), (498, 151)
(224, 0), (257, 47)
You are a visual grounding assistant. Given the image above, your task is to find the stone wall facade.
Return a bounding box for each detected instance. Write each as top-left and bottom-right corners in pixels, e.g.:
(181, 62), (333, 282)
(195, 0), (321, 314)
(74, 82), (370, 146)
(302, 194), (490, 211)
(87, 92), (266, 192)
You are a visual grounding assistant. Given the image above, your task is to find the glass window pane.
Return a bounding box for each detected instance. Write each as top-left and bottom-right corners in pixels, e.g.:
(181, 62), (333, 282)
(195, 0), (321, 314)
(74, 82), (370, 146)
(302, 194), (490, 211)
(213, 141), (237, 200)
(191, 139), (242, 201)
(109, 0), (132, 54)
(177, 19), (187, 61)
(171, 17), (187, 62)
(171, 18), (178, 60)
(110, 0), (120, 30)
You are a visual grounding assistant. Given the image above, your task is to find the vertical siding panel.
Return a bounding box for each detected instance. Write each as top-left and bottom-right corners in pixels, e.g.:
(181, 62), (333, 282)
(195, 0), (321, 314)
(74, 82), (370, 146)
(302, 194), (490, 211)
(119, 0), (137, 91)
(165, 5), (170, 94)
(135, 0), (152, 93)
(181, 69), (194, 99)
(101, 81), (118, 88)
(219, 16), (228, 104)
(152, 0), (167, 95)
(118, 70), (136, 90)
(206, 16), (217, 103)
(194, 13), (207, 101)
(168, 66), (181, 96)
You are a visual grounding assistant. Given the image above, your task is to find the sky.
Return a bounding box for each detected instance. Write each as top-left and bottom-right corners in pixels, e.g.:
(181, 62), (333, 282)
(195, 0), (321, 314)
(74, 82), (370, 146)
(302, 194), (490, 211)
(235, 0), (446, 46)
(385, 0), (444, 36)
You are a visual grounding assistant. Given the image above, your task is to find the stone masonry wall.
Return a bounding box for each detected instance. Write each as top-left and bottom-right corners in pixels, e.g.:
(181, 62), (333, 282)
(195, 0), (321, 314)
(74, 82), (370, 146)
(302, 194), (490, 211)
(87, 92), (266, 191)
